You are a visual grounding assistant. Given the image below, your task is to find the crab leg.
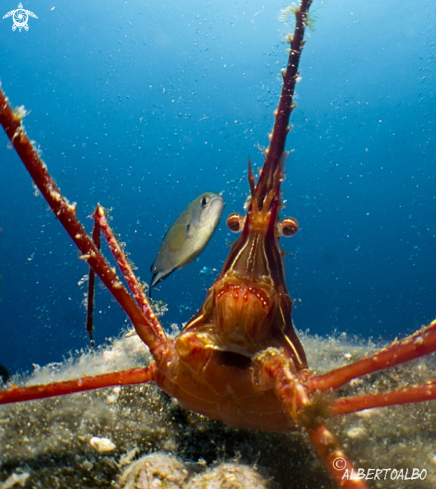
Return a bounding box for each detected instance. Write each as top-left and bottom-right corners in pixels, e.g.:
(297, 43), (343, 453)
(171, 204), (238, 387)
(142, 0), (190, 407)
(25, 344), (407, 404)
(0, 87), (167, 355)
(93, 205), (151, 316)
(330, 380), (436, 416)
(257, 353), (369, 489)
(308, 319), (436, 393)
(92, 204), (172, 358)
(305, 425), (369, 489)
(0, 363), (156, 405)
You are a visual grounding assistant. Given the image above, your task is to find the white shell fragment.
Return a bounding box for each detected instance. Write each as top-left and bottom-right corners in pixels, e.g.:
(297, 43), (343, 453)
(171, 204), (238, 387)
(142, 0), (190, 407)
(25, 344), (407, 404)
(346, 426), (366, 439)
(89, 436), (116, 453)
(0, 472), (30, 489)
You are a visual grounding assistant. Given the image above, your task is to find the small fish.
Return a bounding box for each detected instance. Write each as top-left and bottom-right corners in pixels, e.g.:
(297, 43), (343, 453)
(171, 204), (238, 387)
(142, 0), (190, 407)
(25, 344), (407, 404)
(150, 192), (224, 291)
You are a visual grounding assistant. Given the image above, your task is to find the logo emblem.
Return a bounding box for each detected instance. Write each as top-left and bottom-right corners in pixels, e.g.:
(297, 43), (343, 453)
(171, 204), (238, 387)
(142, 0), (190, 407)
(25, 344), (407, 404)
(3, 3), (38, 32)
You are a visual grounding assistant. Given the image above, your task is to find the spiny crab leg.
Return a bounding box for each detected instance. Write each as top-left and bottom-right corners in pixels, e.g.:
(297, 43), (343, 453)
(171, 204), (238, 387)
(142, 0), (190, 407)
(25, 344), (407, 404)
(305, 425), (369, 489)
(0, 87), (167, 355)
(92, 204), (172, 357)
(256, 352), (370, 489)
(330, 379), (436, 416)
(306, 320), (436, 418)
(308, 319), (436, 393)
(93, 204), (151, 316)
(0, 364), (156, 405)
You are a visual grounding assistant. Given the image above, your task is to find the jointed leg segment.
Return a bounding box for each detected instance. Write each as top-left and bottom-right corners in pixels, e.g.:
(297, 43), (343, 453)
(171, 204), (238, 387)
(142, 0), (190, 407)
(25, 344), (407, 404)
(308, 320), (436, 392)
(0, 88), (168, 353)
(0, 363), (156, 404)
(259, 352), (370, 489)
(307, 319), (436, 416)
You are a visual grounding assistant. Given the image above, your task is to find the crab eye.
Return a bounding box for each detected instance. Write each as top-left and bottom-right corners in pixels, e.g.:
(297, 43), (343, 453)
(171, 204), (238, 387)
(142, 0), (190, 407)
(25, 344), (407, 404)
(201, 196), (209, 207)
(279, 217), (298, 237)
(226, 213), (244, 233)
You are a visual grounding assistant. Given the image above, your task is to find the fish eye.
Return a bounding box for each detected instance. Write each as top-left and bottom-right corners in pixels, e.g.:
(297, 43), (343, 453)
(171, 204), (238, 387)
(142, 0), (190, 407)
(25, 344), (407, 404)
(201, 196), (209, 207)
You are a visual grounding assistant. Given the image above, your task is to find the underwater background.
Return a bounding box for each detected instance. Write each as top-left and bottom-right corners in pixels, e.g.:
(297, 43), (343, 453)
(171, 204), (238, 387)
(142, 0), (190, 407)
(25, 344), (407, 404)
(0, 0), (435, 375)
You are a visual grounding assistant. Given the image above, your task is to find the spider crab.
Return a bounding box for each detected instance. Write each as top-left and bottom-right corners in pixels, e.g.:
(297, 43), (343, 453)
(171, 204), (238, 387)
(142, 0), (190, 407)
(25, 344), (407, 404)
(1, 1), (436, 487)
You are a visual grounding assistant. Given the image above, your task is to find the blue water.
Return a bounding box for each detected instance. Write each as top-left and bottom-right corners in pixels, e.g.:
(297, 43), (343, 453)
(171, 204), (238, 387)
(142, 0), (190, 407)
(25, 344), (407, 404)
(0, 0), (435, 375)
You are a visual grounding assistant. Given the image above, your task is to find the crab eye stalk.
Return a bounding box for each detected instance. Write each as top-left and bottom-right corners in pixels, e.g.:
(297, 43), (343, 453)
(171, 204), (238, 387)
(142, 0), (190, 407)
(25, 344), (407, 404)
(277, 217), (299, 237)
(226, 213), (245, 233)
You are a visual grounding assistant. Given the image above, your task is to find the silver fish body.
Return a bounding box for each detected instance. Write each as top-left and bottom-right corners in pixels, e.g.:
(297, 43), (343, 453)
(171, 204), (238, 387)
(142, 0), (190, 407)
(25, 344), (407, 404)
(150, 192), (224, 289)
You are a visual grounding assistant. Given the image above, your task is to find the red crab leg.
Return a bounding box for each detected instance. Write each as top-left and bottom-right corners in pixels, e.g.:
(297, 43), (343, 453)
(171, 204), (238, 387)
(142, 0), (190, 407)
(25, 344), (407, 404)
(258, 354), (369, 489)
(305, 425), (369, 489)
(93, 205), (152, 316)
(92, 204), (171, 358)
(330, 380), (436, 416)
(0, 363), (156, 405)
(307, 319), (436, 393)
(0, 87), (167, 355)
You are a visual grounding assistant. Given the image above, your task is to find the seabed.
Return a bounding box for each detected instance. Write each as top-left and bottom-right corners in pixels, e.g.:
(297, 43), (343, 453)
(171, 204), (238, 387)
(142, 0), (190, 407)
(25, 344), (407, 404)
(1, 329), (435, 489)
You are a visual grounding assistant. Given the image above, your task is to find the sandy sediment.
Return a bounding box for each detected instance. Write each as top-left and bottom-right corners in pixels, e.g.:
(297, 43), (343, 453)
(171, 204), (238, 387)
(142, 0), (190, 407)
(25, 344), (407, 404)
(1, 330), (435, 489)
